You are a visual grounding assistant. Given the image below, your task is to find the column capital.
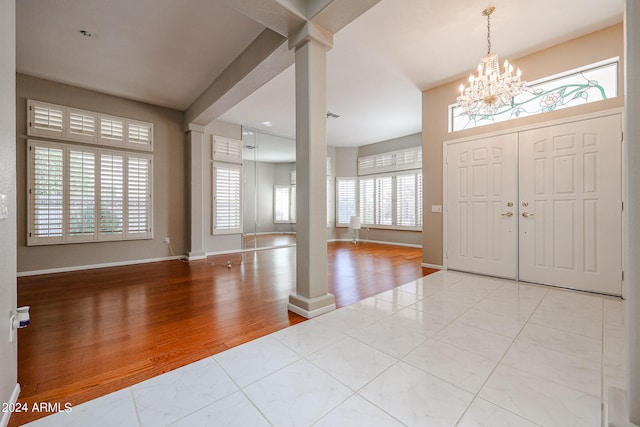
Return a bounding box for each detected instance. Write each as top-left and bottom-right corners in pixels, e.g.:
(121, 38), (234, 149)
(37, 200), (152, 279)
(288, 21), (333, 51)
(187, 123), (205, 133)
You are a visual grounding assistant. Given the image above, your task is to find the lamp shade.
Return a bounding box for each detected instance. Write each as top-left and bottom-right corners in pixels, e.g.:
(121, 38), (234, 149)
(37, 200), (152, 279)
(349, 216), (361, 229)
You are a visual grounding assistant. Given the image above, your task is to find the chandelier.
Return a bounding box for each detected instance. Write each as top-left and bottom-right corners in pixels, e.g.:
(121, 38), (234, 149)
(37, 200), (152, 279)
(456, 6), (526, 115)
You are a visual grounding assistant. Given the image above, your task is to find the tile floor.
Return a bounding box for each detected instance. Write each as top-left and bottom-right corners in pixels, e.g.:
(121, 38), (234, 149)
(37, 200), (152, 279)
(23, 270), (626, 426)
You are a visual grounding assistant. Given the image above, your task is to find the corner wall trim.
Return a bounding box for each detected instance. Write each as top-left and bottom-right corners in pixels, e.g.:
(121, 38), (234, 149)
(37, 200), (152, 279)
(422, 263), (443, 269)
(17, 255), (186, 277)
(1, 384), (21, 427)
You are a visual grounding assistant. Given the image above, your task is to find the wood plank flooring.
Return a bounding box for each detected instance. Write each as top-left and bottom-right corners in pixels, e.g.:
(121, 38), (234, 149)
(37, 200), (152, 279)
(11, 242), (435, 426)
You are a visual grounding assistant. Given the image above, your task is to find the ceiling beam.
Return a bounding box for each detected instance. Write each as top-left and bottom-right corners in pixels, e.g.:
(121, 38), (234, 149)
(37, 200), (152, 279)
(185, 0), (381, 127)
(185, 28), (292, 126)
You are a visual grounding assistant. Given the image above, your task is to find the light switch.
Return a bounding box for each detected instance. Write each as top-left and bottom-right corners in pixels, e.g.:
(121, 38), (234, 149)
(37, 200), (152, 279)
(431, 205), (442, 213)
(0, 194), (7, 220)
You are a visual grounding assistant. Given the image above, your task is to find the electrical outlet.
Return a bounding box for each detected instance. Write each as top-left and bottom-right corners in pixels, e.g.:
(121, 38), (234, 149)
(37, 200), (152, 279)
(164, 237), (170, 244)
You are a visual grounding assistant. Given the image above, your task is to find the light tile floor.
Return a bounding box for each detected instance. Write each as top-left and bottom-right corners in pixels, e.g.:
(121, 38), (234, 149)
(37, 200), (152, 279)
(23, 270), (626, 426)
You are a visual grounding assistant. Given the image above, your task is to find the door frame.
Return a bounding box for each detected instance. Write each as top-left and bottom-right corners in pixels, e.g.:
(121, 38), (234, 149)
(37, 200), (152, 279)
(443, 107), (625, 296)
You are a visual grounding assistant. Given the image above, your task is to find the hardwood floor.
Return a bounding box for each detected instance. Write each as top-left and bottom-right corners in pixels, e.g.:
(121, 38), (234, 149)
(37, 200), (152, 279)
(11, 242), (435, 426)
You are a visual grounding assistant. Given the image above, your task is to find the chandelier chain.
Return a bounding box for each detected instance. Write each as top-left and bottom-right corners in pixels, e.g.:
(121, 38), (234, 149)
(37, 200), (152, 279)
(486, 12), (491, 54)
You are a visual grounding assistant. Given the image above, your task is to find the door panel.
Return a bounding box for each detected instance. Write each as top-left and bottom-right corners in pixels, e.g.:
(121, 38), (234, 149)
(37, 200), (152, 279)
(518, 115), (622, 295)
(446, 134), (517, 279)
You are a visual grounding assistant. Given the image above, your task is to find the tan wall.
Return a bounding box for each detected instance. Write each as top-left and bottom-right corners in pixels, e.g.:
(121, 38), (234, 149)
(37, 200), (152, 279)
(17, 75), (186, 273)
(422, 23), (624, 266)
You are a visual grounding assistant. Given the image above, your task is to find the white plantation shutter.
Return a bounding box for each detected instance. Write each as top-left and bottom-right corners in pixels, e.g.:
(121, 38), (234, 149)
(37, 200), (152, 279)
(396, 173), (416, 227)
(213, 163), (242, 233)
(274, 185), (296, 223)
(29, 101), (64, 138)
(127, 155), (152, 237)
(375, 176), (393, 226)
(100, 116), (125, 145)
(29, 142), (64, 244)
(336, 178), (357, 226)
(127, 121), (153, 150)
(375, 154), (394, 172)
(99, 152), (124, 237)
(358, 157), (375, 175)
(67, 109), (96, 142)
(417, 172), (423, 227)
(28, 100), (153, 150)
(291, 185), (296, 223)
(274, 186), (291, 222)
(359, 178), (374, 225)
(68, 149), (96, 240)
(213, 136), (242, 163)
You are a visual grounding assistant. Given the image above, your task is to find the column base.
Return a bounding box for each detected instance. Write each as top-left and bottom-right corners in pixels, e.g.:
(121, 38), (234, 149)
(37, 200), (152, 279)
(288, 292), (336, 319)
(187, 251), (206, 260)
(607, 387), (640, 427)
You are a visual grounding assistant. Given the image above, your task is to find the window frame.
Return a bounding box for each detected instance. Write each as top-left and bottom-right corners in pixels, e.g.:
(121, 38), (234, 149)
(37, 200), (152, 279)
(335, 170), (423, 231)
(212, 161), (243, 235)
(27, 139), (153, 246)
(273, 184), (296, 224)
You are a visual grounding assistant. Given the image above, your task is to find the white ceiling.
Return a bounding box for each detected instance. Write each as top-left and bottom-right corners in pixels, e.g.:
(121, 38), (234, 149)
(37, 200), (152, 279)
(16, 0), (265, 110)
(17, 0), (624, 150)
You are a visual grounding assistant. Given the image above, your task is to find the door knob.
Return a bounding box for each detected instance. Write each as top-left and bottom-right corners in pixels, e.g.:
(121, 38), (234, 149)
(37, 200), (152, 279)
(501, 212), (513, 217)
(522, 212), (534, 218)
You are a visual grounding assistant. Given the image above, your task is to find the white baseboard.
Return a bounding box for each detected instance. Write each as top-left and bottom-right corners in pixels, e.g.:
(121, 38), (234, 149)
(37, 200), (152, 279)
(422, 263), (443, 269)
(328, 238), (422, 248)
(17, 255), (185, 277)
(1, 384), (20, 427)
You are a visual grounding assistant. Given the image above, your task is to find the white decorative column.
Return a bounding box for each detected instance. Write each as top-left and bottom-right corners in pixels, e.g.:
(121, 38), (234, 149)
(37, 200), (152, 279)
(187, 126), (206, 260)
(608, 2), (640, 425)
(287, 22), (336, 318)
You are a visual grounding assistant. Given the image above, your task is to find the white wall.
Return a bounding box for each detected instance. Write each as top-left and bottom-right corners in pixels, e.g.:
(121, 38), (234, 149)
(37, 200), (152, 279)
(0, 0), (18, 422)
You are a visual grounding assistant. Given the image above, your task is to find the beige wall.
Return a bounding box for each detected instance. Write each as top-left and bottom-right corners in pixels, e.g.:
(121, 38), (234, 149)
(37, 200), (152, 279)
(422, 23), (624, 266)
(0, 0), (17, 417)
(16, 75), (186, 273)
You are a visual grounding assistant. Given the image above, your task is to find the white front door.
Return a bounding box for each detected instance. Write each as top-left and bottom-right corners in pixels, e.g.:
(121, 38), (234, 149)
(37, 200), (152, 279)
(446, 134), (518, 279)
(518, 114), (622, 295)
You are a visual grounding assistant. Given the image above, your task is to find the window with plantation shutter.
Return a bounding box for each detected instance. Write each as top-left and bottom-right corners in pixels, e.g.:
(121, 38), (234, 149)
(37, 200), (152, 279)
(359, 178), (374, 225)
(358, 147), (422, 175)
(29, 143), (64, 244)
(28, 101), (64, 138)
(99, 152), (124, 237)
(28, 100), (153, 151)
(100, 116), (125, 145)
(67, 109), (96, 142)
(358, 157), (375, 175)
(274, 186), (291, 223)
(417, 173), (423, 227)
(375, 176), (393, 226)
(127, 155), (152, 236)
(213, 136), (242, 163)
(326, 158), (332, 227)
(27, 140), (153, 245)
(68, 149), (96, 240)
(213, 162), (242, 234)
(338, 171), (422, 230)
(127, 121), (153, 150)
(396, 173), (416, 227)
(291, 185), (297, 223)
(336, 178), (357, 226)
